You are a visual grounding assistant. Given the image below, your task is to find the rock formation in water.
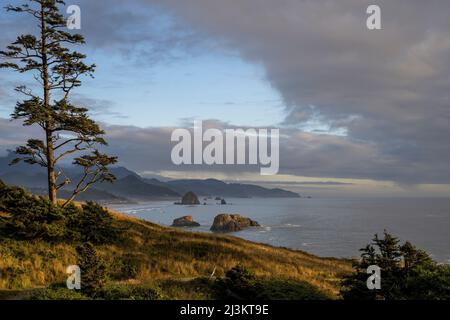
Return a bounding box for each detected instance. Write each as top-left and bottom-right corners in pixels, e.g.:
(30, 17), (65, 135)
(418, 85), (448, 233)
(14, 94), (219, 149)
(181, 191), (200, 205)
(171, 215), (201, 227)
(210, 214), (260, 233)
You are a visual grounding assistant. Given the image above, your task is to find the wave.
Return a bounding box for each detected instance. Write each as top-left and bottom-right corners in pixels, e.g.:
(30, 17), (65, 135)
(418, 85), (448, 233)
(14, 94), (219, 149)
(124, 207), (165, 214)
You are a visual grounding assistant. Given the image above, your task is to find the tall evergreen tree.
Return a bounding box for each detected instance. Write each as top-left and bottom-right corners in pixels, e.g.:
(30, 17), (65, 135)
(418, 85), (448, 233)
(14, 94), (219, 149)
(0, 0), (117, 206)
(341, 231), (450, 300)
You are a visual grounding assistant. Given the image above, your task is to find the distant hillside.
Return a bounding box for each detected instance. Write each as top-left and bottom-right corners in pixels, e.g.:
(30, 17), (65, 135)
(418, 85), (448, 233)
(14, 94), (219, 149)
(0, 154), (300, 202)
(97, 175), (180, 200)
(29, 187), (129, 204)
(166, 178), (300, 198)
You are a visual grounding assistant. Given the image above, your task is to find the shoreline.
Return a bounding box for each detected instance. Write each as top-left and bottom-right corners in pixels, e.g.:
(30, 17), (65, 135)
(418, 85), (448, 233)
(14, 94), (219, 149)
(109, 198), (450, 264)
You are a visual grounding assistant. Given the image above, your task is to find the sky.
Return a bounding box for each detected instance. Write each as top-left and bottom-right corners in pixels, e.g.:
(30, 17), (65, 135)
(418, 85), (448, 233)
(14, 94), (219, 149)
(1, 0), (450, 197)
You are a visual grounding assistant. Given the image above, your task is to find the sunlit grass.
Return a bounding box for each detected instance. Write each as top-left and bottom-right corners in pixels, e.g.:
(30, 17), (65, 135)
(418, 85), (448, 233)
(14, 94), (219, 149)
(0, 209), (352, 299)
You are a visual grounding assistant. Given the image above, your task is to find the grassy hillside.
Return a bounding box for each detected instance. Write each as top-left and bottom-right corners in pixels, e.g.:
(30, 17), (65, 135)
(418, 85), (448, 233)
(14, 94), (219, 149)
(4, 182), (447, 300)
(0, 207), (352, 299)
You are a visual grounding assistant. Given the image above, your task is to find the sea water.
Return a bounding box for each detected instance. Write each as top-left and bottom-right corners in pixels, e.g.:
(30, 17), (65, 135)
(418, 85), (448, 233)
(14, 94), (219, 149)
(111, 197), (450, 263)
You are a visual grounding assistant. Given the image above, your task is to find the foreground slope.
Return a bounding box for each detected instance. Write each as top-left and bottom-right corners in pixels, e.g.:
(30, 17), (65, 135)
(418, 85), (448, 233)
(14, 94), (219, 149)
(0, 208), (351, 299)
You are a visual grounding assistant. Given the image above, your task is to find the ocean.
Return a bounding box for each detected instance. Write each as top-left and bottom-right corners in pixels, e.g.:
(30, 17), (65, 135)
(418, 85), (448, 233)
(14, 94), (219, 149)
(110, 197), (450, 263)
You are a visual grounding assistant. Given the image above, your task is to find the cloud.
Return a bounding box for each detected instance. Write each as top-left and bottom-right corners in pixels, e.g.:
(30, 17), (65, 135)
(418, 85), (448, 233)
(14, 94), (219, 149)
(70, 94), (128, 119)
(2, 1), (450, 185)
(66, 0), (216, 64)
(0, 118), (43, 155)
(237, 180), (355, 186)
(0, 0), (209, 66)
(1, 117), (446, 185)
(140, 0), (450, 184)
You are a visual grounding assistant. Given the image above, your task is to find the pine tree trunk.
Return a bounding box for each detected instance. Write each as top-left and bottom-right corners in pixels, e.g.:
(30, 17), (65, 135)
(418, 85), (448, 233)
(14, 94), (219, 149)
(46, 131), (57, 204)
(40, 4), (57, 205)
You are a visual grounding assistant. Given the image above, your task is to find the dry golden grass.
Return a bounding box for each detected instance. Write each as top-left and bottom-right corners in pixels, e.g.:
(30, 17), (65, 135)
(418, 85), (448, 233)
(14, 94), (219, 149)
(0, 209), (352, 298)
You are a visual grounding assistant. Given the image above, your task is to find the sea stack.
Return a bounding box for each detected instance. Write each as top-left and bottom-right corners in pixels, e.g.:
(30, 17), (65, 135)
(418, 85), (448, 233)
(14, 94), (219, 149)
(210, 214), (260, 233)
(181, 191), (200, 205)
(171, 215), (200, 227)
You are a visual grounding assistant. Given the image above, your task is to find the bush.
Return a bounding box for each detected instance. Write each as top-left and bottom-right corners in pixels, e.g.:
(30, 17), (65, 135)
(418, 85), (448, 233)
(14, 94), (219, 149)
(99, 284), (164, 300)
(1, 184), (66, 241)
(0, 179), (15, 212)
(77, 243), (108, 297)
(215, 265), (328, 300)
(30, 283), (164, 300)
(215, 265), (256, 300)
(0, 182), (121, 244)
(403, 263), (450, 300)
(252, 279), (329, 300)
(0, 182), (31, 212)
(340, 231), (450, 300)
(110, 253), (145, 280)
(30, 287), (90, 300)
(67, 201), (120, 244)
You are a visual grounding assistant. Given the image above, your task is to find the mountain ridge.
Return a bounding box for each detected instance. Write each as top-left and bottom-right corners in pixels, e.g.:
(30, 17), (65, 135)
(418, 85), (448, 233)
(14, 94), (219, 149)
(0, 155), (300, 202)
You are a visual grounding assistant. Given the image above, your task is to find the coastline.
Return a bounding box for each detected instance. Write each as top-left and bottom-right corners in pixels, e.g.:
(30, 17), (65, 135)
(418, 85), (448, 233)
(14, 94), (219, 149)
(0, 207), (352, 299)
(110, 197), (450, 263)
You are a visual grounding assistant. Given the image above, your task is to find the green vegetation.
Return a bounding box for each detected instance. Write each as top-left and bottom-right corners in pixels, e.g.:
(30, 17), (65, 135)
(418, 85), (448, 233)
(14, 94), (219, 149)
(97, 284), (164, 300)
(0, 181), (350, 299)
(76, 243), (108, 297)
(341, 231), (450, 300)
(2, 181), (448, 300)
(1, 182), (120, 244)
(30, 286), (90, 300)
(29, 283), (164, 300)
(214, 265), (328, 300)
(0, 0), (116, 205)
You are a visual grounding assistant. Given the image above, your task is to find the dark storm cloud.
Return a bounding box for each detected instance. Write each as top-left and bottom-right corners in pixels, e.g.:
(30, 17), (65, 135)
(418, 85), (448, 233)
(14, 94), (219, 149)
(143, 0), (450, 184)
